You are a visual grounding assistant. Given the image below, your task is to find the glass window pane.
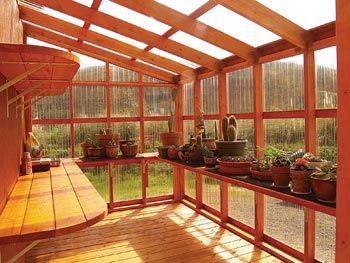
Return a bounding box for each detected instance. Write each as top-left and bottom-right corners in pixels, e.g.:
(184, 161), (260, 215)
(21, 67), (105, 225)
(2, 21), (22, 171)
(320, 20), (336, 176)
(32, 90), (69, 119)
(201, 76), (218, 114)
(203, 120), (219, 139)
(81, 166), (108, 202)
(316, 118), (337, 162)
(110, 87), (139, 117)
(237, 119), (254, 156)
(150, 48), (200, 68)
(227, 68), (253, 113)
(32, 124), (70, 158)
(263, 55), (304, 111)
(316, 212), (335, 263)
(147, 162), (173, 197)
(144, 121), (168, 152)
(264, 119), (305, 151)
(185, 170), (196, 198)
(316, 47), (337, 109)
(228, 185), (254, 228)
(198, 5), (279, 47)
(202, 176), (220, 211)
(142, 75), (167, 83)
(112, 164), (141, 201)
(183, 82), (194, 116)
(74, 123), (106, 157)
(109, 64), (138, 82)
(111, 122), (140, 150)
(265, 196), (304, 251)
(73, 63), (105, 81)
(73, 86), (106, 118)
(27, 38), (67, 52)
(144, 87), (171, 116)
(258, 0), (335, 30)
(155, 0), (209, 15)
(183, 120), (195, 144)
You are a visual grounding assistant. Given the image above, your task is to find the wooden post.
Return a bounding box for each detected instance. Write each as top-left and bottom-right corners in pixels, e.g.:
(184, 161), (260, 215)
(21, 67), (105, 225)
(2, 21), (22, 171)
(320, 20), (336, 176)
(69, 85), (75, 157)
(141, 160), (147, 204)
(304, 51), (316, 154)
(304, 208), (315, 263)
(173, 167), (180, 202)
(220, 181), (228, 223)
(254, 192), (264, 242)
(175, 84), (184, 144)
(106, 62), (111, 128)
(195, 173), (203, 209)
(218, 72), (228, 138)
(138, 73), (145, 153)
(336, 0), (350, 261)
(193, 78), (201, 135)
(108, 162), (114, 209)
(253, 64), (264, 158)
(24, 95), (32, 137)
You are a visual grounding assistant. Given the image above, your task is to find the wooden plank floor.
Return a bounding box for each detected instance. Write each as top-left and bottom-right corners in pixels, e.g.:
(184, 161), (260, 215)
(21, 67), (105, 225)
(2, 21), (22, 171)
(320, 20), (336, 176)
(25, 204), (281, 263)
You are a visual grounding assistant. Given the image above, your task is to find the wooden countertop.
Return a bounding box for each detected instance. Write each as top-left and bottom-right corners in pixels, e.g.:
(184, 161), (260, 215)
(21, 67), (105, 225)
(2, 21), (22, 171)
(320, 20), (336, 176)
(0, 159), (107, 245)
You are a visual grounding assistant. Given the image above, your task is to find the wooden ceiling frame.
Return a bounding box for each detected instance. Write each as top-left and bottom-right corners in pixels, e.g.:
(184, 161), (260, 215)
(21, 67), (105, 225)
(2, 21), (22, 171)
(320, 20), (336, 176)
(19, 5), (195, 77)
(111, 0), (254, 61)
(215, 0), (310, 48)
(29, 0), (221, 72)
(77, 0), (102, 43)
(23, 23), (177, 83)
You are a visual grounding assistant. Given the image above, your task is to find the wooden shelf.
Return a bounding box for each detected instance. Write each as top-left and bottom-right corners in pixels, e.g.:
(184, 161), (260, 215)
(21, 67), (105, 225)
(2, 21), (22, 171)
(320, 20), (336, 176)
(0, 43), (79, 96)
(0, 159), (107, 245)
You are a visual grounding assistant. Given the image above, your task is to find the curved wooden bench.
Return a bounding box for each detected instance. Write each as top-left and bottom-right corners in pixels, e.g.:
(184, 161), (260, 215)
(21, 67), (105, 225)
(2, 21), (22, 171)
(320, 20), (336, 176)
(0, 159), (107, 245)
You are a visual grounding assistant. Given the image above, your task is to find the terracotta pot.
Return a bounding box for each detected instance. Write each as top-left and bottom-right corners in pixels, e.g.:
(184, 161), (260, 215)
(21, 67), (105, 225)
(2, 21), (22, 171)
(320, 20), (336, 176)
(290, 169), (313, 194)
(158, 146), (170, 159)
(250, 169), (272, 181)
(96, 133), (120, 147)
(87, 147), (103, 158)
(215, 140), (247, 157)
(187, 147), (204, 164)
(105, 145), (118, 158)
(80, 142), (91, 158)
(217, 159), (251, 175)
(272, 166), (290, 188)
(120, 144), (138, 158)
(202, 138), (216, 150)
(167, 146), (180, 160)
(311, 177), (336, 203)
(204, 156), (217, 168)
(160, 132), (181, 146)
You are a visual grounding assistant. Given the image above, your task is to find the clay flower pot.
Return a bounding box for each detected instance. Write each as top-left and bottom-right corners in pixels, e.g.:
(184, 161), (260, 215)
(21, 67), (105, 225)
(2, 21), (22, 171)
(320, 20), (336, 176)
(96, 133), (120, 147)
(311, 177), (336, 203)
(217, 159), (251, 175)
(187, 147), (204, 164)
(160, 132), (181, 146)
(290, 169), (313, 194)
(204, 156), (217, 168)
(80, 142), (91, 158)
(120, 143), (138, 158)
(215, 139), (247, 157)
(167, 146), (180, 160)
(272, 166), (290, 188)
(202, 138), (216, 150)
(157, 146), (170, 159)
(250, 169), (272, 181)
(105, 145), (118, 158)
(87, 147), (103, 158)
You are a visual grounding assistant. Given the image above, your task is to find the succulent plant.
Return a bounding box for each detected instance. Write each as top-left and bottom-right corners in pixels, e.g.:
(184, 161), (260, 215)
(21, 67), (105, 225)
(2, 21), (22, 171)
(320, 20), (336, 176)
(303, 152), (324, 162)
(311, 162), (337, 180)
(221, 115), (238, 141)
(84, 135), (92, 145)
(272, 154), (291, 167)
(168, 108), (174, 132)
(105, 128), (112, 135)
(107, 138), (117, 147)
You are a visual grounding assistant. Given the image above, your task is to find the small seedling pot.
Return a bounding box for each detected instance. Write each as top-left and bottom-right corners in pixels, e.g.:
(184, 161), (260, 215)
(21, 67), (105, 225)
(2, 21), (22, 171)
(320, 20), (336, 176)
(290, 169), (313, 194)
(105, 145), (118, 158)
(311, 177), (336, 203)
(272, 166), (291, 188)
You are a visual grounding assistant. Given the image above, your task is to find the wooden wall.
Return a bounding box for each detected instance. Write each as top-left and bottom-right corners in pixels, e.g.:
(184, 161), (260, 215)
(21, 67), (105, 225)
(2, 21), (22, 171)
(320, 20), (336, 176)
(0, 0), (26, 262)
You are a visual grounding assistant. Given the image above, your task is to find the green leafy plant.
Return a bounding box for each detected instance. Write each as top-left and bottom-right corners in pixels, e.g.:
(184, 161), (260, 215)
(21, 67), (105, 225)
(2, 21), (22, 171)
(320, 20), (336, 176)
(107, 138), (117, 147)
(303, 152), (324, 162)
(311, 162), (337, 180)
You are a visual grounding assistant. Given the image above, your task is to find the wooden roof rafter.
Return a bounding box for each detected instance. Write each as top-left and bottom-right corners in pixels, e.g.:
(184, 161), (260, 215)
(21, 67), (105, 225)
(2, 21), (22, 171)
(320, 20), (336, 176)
(78, 0), (102, 43)
(28, 0), (221, 72)
(19, 5), (195, 78)
(23, 23), (177, 83)
(111, 0), (255, 62)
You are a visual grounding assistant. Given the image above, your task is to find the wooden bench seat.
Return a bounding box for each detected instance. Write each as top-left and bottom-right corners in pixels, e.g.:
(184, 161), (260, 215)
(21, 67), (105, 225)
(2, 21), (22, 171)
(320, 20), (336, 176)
(0, 159), (107, 245)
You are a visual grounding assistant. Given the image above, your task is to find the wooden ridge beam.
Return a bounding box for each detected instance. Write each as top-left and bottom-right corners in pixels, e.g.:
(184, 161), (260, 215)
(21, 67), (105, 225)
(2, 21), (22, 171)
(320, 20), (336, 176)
(23, 23), (177, 83)
(216, 0), (310, 49)
(112, 0), (254, 61)
(19, 5), (194, 76)
(29, 0), (220, 71)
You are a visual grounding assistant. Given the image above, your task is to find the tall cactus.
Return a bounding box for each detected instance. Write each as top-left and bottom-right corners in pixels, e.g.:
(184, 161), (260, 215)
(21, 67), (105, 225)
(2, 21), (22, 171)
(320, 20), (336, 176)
(222, 117), (229, 141)
(227, 125), (237, 141)
(221, 115), (238, 141)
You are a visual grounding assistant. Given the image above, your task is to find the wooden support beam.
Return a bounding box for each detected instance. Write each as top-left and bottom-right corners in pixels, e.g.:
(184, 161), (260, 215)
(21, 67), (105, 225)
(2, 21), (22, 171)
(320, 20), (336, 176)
(141, 160), (147, 204)
(7, 86), (38, 106)
(78, 0), (102, 42)
(69, 85), (75, 157)
(253, 64), (264, 158)
(16, 90), (46, 109)
(105, 62), (111, 129)
(218, 72), (228, 139)
(0, 63), (45, 93)
(112, 0), (254, 61)
(254, 192), (264, 242)
(304, 208), (315, 263)
(336, 0), (350, 261)
(138, 73), (145, 153)
(29, 0), (220, 71)
(216, 0), (309, 48)
(195, 173), (203, 209)
(108, 162), (114, 210)
(19, 5), (194, 76)
(304, 50), (316, 154)
(220, 181), (228, 223)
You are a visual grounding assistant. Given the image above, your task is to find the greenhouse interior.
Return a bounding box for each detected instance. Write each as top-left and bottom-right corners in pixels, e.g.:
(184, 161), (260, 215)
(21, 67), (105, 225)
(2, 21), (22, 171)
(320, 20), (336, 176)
(0, 0), (349, 262)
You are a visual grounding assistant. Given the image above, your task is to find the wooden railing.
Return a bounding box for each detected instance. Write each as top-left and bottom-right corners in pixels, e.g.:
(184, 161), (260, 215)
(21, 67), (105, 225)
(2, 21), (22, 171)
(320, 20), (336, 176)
(75, 155), (335, 263)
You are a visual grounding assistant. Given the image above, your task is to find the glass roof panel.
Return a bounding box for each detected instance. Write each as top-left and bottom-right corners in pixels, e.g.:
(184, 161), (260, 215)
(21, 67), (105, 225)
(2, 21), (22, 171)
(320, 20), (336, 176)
(257, 0), (335, 29)
(135, 59), (177, 75)
(198, 5), (280, 47)
(99, 1), (171, 35)
(27, 37), (68, 51)
(72, 52), (106, 68)
(169, 31), (232, 59)
(149, 48), (200, 69)
(43, 7), (84, 27)
(72, 0), (94, 7)
(89, 25), (148, 49)
(155, 0), (209, 15)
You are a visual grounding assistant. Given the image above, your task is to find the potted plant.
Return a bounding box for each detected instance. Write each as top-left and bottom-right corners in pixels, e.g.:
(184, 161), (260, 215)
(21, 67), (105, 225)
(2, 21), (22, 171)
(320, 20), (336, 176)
(196, 109), (216, 150)
(290, 158), (313, 194)
(217, 156), (253, 175)
(271, 149), (291, 188)
(88, 138), (103, 158)
(302, 152), (327, 170)
(80, 135), (92, 158)
(120, 141), (138, 158)
(96, 128), (120, 148)
(203, 148), (217, 168)
(187, 135), (205, 164)
(160, 88), (181, 146)
(105, 138), (118, 159)
(167, 145), (180, 160)
(158, 146), (170, 159)
(216, 115), (247, 157)
(310, 162), (337, 203)
(250, 158), (272, 181)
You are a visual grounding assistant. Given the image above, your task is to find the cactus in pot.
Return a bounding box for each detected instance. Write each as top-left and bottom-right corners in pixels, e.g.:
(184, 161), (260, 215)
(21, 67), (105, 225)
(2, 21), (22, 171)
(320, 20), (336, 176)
(216, 115), (247, 157)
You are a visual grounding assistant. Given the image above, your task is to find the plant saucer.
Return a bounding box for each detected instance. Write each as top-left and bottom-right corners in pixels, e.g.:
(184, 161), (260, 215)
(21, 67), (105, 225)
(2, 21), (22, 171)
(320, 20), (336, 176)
(272, 183), (290, 189)
(291, 189), (312, 195)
